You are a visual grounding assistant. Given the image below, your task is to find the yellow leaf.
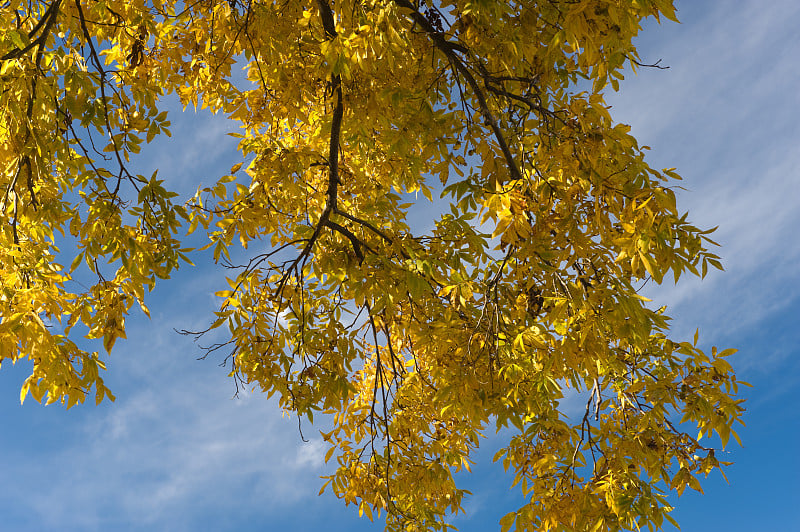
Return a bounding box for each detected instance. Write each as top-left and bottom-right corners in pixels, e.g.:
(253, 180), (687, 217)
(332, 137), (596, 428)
(500, 512), (516, 532)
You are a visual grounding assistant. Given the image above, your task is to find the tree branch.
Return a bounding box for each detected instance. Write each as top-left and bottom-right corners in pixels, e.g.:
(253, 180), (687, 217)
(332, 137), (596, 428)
(1, 0), (62, 61)
(275, 0), (343, 297)
(392, 0), (523, 183)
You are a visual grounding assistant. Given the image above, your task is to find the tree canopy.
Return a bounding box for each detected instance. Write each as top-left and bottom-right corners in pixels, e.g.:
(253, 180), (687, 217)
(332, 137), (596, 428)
(0, 0), (746, 530)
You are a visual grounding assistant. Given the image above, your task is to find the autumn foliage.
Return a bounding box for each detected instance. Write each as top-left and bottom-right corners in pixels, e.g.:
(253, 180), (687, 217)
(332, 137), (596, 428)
(1, 0), (745, 530)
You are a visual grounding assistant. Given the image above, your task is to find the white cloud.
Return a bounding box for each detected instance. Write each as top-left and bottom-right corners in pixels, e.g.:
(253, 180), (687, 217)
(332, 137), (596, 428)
(135, 97), (242, 198)
(0, 266), (334, 530)
(605, 0), (800, 348)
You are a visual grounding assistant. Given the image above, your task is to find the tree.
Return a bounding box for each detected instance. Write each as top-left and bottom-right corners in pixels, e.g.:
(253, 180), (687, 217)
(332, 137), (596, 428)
(1, 0), (746, 530)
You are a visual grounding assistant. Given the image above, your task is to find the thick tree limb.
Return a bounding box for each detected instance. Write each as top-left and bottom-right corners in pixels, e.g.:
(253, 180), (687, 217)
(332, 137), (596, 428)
(275, 0), (343, 296)
(392, 0), (523, 183)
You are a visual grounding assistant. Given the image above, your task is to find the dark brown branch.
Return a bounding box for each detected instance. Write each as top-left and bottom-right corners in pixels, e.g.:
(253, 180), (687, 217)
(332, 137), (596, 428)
(316, 0), (342, 212)
(334, 209), (393, 245)
(275, 0), (343, 297)
(391, 0), (468, 54)
(482, 80), (568, 126)
(1, 0), (62, 61)
(625, 55), (669, 70)
(325, 84), (343, 212)
(448, 61), (523, 182)
(316, 0), (337, 38)
(74, 0), (131, 200)
(392, 0), (523, 183)
(325, 220), (369, 261)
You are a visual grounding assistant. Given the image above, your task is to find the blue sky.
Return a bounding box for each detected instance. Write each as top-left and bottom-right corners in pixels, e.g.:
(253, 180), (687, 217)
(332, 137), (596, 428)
(2, 1), (799, 530)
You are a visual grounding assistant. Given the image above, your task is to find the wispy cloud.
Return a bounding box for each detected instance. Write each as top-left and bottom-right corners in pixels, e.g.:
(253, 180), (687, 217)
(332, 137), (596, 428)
(605, 1), (800, 349)
(135, 96), (242, 199)
(1, 266), (333, 531)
